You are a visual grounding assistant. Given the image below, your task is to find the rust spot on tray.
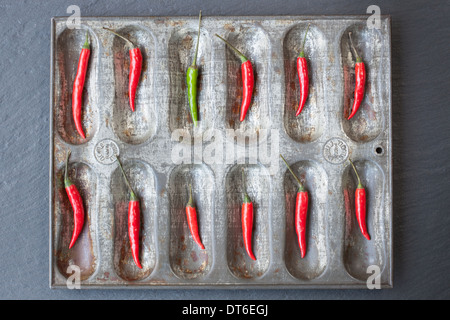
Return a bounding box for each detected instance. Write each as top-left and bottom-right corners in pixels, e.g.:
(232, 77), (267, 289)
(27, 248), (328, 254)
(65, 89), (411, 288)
(224, 24), (235, 33)
(170, 20), (185, 27)
(182, 34), (194, 51)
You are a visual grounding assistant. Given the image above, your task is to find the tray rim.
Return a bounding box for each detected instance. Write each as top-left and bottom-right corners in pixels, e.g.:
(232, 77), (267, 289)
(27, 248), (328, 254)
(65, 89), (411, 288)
(49, 15), (393, 289)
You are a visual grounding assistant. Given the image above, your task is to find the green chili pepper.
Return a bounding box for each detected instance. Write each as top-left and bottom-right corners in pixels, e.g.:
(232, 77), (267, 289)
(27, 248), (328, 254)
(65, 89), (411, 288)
(186, 11), (202, 127)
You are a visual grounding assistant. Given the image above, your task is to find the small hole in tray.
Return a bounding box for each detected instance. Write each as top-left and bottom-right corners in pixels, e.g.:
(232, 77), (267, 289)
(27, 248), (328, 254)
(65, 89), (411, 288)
(375, 146), (384, 155)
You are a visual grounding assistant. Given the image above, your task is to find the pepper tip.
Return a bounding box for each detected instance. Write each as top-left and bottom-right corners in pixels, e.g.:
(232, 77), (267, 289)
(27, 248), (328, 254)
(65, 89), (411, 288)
(134, 259), (143, 269)
(77, 128), (86, 139)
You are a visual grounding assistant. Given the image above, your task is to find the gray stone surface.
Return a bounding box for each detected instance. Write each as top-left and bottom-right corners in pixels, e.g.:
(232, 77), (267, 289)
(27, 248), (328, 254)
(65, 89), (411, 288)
(0, 0), (449, 299)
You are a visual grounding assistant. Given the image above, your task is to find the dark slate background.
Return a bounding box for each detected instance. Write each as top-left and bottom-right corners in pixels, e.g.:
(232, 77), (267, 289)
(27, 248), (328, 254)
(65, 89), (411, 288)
(0, 0), (449, 300)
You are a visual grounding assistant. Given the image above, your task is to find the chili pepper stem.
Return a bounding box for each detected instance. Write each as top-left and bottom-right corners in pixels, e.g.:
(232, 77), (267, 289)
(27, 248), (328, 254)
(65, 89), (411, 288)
(349, 159), (363, 189)
(64, 151), (70, 181)
(241, 168), (251, 203)
(348, 32), (361, 62)
(103, 27), (137, 49)
(116, 156), (139, 201)
(190, 11), (202, 68)
(187, 184), (195, 207)
(299, 23), (310, 58)
(82, 31), (90, 49)
(64, 151), (73, 188)
(215, 34), (248, 63)
(280, 154), (305, 192)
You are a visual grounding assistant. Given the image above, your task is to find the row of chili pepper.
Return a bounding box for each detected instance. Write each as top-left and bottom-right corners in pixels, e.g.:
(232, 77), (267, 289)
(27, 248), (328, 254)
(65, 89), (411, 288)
(64, 152), (370, 266)
(72, 15), (366, 139)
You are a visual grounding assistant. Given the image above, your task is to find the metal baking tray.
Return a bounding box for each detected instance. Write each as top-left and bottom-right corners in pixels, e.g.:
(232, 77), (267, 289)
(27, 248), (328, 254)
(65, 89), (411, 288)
(50, 15), (392, 289)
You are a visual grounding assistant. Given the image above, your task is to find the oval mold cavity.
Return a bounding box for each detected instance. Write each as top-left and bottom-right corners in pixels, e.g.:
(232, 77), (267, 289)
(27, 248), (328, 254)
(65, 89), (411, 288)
(168, 27), (212, 132)
(55, 28), (99, 145)
(111, 159), (157, 281)
(55, 162), (98, 280)
(343, 160), (386, 281)
(168, 164), (214, 279)
(283, 24), (326, 143)
(283, 160), (328, 280)
(111, 26), (157, 145)
(223, 27), (270, 141)
(341, 24), (384, 142)
(226, 164), (271, 279)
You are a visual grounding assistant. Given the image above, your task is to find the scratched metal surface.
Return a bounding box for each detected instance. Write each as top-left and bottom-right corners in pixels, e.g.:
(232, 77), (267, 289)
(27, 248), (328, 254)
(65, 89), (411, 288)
(50, 15), (392, 288)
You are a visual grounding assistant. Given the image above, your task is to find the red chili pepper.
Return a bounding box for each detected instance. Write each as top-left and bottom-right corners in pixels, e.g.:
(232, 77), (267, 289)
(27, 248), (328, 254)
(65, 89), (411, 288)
(215, 34), (254, 122)
(347, 32), (366, 120)
(72, 32), (90, 139)
(116, 156), (142, 269)
(241, 168), (256, 260)
(104, 28), (143, 112)
(64, 151), (85, 249)
(280, 154), (309, 258)
(295, 23), (310, 117)
(185, 184), (205, 250)
(349, 159), (370, 240)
